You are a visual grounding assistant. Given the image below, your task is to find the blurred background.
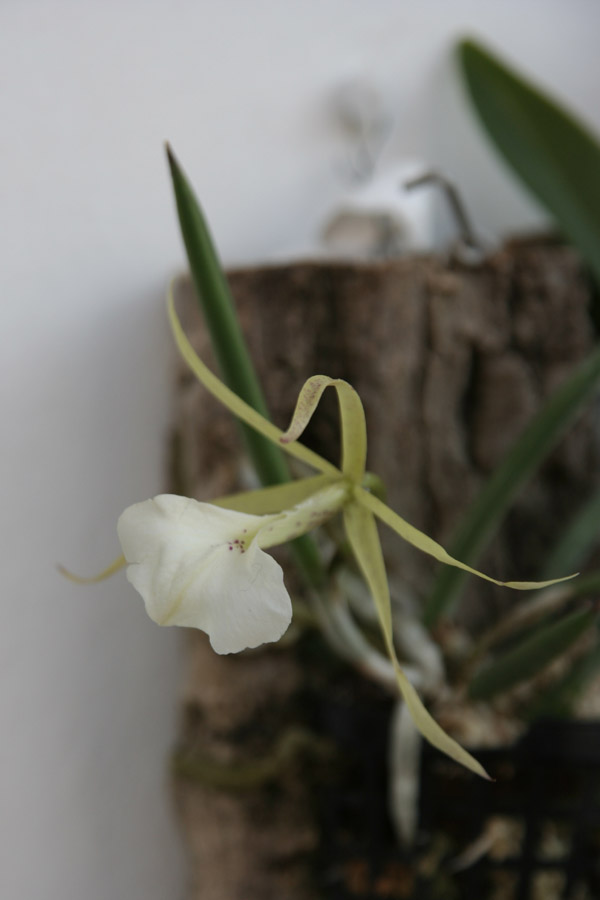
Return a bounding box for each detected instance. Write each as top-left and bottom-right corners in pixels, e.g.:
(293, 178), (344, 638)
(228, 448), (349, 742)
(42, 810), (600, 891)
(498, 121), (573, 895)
(3, 2), (600, 897)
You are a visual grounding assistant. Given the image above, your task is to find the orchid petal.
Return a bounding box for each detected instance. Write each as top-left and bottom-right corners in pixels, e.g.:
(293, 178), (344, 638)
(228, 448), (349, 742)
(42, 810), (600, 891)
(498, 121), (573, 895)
(212, 474), (337, 514)
(355, 487), (577, 591)
(58, 555), (126, 584)
(181, 541), (291, 655)
(343, 500), (489, 779)
(168, 288), (338, 477)
(280, 375), (367, 482)
(117, 495), (292, 653)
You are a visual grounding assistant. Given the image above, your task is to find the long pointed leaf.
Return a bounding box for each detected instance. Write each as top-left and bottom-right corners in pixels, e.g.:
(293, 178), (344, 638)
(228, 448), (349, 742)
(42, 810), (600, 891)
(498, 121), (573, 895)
(459, 39), (600, 285)
(424, 345), (600, 627)
(167, 145), (290, 487)
(525, 641), (600, 720)
(166, 147), (333, 588)
(468, 606), (596, 701)
(542, 488), (600, 580)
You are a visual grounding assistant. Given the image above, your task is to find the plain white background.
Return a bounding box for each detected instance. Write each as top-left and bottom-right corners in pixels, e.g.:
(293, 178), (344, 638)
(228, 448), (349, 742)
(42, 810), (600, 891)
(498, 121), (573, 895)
(3, 2), (600, 898)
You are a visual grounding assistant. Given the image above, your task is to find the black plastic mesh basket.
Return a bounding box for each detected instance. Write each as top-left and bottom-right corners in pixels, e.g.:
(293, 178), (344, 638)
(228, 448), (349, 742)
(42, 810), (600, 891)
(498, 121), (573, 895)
(315, 690), (600, 900)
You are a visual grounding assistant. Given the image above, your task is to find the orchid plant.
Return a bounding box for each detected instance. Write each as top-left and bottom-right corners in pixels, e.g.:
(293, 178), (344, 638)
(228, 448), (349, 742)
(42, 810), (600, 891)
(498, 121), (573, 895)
(109, 273), (573, 781)
(60, 42), (600, 875)
(67, 63), (600, 798)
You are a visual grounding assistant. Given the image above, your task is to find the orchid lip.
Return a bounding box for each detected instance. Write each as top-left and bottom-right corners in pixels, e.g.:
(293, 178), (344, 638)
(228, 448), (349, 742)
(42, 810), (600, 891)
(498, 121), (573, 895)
(117, 495), (293, 655)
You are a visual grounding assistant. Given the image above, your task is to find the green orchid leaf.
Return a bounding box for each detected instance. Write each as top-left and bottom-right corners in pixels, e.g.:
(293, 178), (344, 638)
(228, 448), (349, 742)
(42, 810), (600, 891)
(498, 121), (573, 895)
(459, 39), (600, 285)
(167, 146), (291, 488)
(423, 41), (600, 627)
(168, 287), (338, 477)
(469, 570), (600, 667)
(343, 500), (489, 779)
(468, 605), (597, 701)
(356, 487), (576, 592)
(166, 149), (338, 590)
(213, 474), (338, 514)
(424, 343), (600, 628)
(568, 570), (600, 599)
(280, 375), (367, 482)
(542, 488), (600, 580)
(524, 640), (600, 720)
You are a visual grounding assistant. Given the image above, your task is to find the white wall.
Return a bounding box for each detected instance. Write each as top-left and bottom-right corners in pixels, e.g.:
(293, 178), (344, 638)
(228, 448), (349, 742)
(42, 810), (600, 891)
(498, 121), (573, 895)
(2, 2), (599, 898)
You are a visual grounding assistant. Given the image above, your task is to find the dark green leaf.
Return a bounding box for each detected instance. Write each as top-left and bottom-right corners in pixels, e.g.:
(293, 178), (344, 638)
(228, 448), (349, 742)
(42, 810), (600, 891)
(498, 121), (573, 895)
(525, 640), (600, 720)
(542, 489), (600, 580)
(424, 345), (600, 628)
(166, 144), (289, 489)
(468, 606), (596, 701)
(459, 39), (600, 285)
(166, 146), (324, 586)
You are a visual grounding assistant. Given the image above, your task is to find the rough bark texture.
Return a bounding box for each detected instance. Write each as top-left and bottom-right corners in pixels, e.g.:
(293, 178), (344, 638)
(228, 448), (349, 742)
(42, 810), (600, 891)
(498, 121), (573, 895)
(170, 241), (600, 899)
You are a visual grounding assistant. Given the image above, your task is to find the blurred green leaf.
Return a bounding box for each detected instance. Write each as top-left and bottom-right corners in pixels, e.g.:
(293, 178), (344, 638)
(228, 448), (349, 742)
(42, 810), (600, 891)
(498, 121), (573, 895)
(468, 606), (596, 701)
(424, 346), (600, 627)
(524, 639), (600, 720)
(425, 42), (600, 627)
(459, 39), (600, 285)
(567, 570), (600, 599)
(542, 488), (600, 580)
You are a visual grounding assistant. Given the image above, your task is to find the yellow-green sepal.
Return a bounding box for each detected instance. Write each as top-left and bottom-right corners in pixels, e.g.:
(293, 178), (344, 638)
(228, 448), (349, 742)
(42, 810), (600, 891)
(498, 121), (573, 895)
(343, 500), (490, 779)
(213, 474), (339, 514)
(280, 374), (367, 482)
(356, 487), (577, 591)
(168, 288), (338, 477)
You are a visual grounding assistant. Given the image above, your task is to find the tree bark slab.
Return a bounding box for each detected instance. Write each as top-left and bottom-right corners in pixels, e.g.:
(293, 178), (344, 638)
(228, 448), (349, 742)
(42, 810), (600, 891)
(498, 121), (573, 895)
(170, 241), (600, 898)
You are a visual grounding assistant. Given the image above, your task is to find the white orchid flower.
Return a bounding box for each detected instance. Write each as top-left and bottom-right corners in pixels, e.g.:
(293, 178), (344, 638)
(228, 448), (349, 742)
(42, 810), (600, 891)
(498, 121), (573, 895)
(66, 289), (574, 779)
(117, 480), (349, 654)
(117, 498), (290, 654)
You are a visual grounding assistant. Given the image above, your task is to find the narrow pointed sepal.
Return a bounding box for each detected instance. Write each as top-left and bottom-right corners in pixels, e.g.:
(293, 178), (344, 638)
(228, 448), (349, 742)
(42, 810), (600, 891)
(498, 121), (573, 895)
(356, 487), (577, 591)
(343, 500), (490, 779)
(168, 288), (338, 477)
(280, 375), (367, 481)
(212, 474), (337, 514)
